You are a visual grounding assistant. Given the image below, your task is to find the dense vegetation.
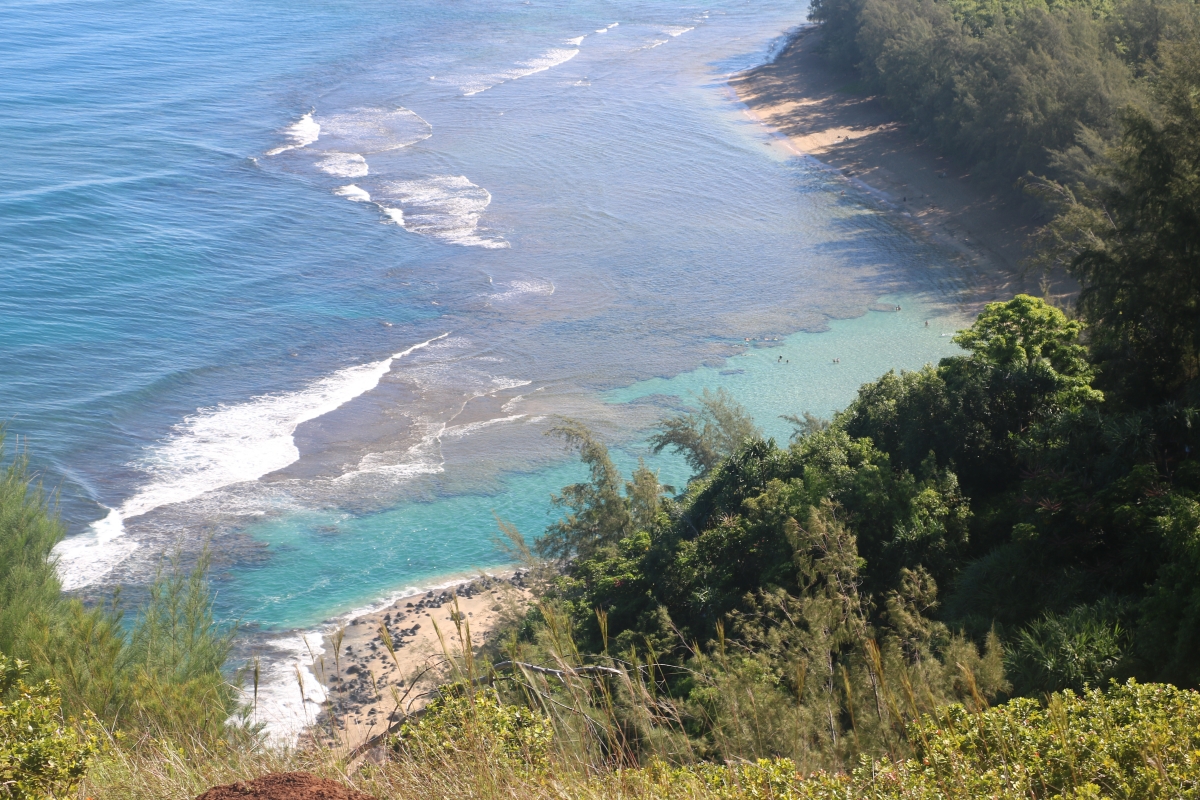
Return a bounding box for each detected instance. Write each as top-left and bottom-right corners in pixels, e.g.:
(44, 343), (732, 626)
(3, 3), (1200, 793)
(809, 0), (1200, 189)
(0, 437), (239, 744)
(484, 26), (1200, 774)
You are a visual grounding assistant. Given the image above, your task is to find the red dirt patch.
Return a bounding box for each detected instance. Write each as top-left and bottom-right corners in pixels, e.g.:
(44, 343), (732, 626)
(195, 771), (373, 800)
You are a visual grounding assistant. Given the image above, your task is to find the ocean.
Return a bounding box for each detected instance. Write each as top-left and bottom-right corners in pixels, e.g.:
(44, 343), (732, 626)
(1, 0), (975, 736)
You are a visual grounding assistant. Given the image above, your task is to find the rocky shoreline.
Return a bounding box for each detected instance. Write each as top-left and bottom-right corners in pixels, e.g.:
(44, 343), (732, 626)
(307, 570), (533, 749)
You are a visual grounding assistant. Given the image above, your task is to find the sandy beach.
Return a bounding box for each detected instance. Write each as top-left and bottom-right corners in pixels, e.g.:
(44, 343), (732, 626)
(731, 27), (1068, 304)
(304, 571), (533, 751)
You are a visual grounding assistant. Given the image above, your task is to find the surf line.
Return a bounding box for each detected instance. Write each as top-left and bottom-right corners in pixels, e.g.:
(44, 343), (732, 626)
(54, 332), (452, 592)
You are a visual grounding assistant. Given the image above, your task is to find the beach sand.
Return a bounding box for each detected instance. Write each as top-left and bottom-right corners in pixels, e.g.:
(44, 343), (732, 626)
(731, 27), (1071, 305)
(306, 571), (532, 752)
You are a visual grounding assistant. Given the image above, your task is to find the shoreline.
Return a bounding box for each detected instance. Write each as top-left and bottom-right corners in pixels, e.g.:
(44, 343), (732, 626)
(245, 23), (1057, 753)
(296, 569), (533, 751)
(730, 26), (1070, 308)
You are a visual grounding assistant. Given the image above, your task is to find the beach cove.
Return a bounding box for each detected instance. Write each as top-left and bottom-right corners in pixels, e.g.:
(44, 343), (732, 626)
(0, 0), (1024, 744)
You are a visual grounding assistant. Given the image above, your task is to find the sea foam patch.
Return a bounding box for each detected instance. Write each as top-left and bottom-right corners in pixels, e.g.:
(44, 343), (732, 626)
(460, 45), (580, 96)
(335, 184), (372, 202)
(239, 632), (327, 745)
(315, 107), (432, 154)
(317, 152), (368, 178)
(266, 107), (431, 158)
(374, 175), (508, 249)
(54, 334), (449, 591)
(266, 111), (320, 155)
(490, 278), (555, 302)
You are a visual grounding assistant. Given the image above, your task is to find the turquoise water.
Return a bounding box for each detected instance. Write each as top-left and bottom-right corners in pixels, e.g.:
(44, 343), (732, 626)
(2, 0), (978, 733)
(229, 300), (964, 635)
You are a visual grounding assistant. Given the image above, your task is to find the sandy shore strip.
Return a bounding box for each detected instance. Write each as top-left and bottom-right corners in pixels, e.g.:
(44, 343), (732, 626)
(303, 570), (533, 750)
(730, 27), (1070, 305)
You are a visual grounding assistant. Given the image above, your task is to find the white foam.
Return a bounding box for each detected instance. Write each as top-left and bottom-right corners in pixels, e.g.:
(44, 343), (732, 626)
(54, 334), (450, 591)
(337, 421), (446, 483)
(335, 184), (372, 202)
(490, 279), (555, 302)
(442, 414), (527, 439)
(315, 107), (432, 154)
(375, 175), (508, 249)
(664, 26), (694, 36)
(461, 46), (579, 96)
(266, 112), (320, 156)
(240, 633), (327, 746)
(317, 152), (368, 178)
(565, 35), (585, 46)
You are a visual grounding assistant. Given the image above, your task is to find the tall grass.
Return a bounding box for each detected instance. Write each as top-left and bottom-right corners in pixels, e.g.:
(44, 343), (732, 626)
(79, 677), (1200, 800)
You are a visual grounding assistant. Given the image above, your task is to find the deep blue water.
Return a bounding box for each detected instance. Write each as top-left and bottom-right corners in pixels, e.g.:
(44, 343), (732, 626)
(1, 0), (977, 733)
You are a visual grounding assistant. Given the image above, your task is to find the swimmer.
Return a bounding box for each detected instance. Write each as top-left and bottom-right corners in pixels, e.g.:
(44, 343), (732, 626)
(925, 320), (929, 327)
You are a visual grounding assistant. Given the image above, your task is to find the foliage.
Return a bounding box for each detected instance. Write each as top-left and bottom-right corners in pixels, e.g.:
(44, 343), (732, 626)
(507, 279), (1200, 766)
(77, 681), (1200, 800)
(1004, 602), (1130, 694)
(1069, 35), (1200, 406)
(650, 389), (762, 479)
(812, 0), (1200, 191)
(392, 689), (553, 771)
(536, 420), (666, 564)
(0, 436), (239, 742)
(0, 654), (101, 800)
(842, 295), (1101, 499)
(0, 436), (67, 667)
(894, 680), (1200, 799)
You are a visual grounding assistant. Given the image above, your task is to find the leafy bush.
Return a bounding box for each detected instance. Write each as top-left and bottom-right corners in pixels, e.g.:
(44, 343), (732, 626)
(391, 689), (553, 771)
(0, 654), (100, 800)
(1004, 603), (1130, 694)
(633, 680), (1200, 799)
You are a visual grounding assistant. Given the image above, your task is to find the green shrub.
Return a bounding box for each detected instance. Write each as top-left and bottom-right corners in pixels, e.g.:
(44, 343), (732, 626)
(1004, 603), (1130, 694)
(900, 679), (1200, 797)
(391, 689), (553, 771)
(0, 654), (101, 800)
(638, 680), (1200, 798)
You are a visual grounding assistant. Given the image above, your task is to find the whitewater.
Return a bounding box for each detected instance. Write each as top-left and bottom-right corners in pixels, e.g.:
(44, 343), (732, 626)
(2, 0), (977, 740)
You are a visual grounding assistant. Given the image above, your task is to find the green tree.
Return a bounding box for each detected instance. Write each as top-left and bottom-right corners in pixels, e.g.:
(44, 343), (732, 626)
(1070, 36), (1200, 405)
(0, 436), (238, 741)
(536, 420), (664, 563)
(649, 389), (761, 479)
(0, 437), (66, 665)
